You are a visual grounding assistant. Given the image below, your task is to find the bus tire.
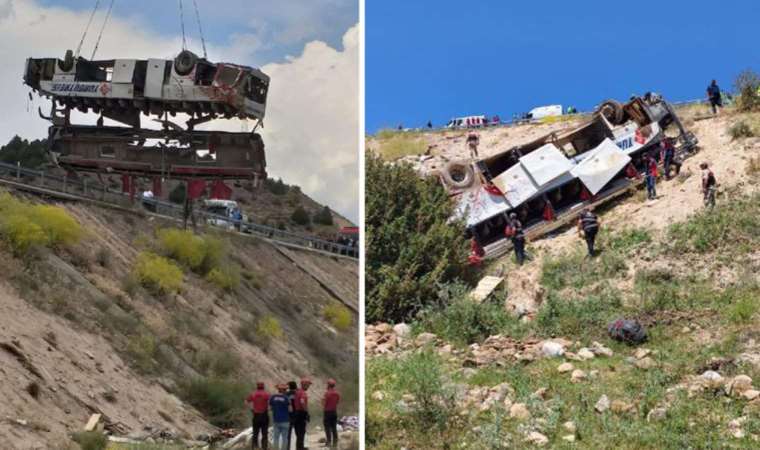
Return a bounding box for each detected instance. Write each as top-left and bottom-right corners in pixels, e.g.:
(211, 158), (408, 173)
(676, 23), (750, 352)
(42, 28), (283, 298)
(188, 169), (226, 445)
(442, 160), (475, 189)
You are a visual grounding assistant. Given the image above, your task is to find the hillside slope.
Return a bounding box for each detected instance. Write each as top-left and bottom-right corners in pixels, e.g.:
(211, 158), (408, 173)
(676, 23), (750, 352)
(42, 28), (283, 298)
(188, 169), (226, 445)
(0, 194), (358, 449)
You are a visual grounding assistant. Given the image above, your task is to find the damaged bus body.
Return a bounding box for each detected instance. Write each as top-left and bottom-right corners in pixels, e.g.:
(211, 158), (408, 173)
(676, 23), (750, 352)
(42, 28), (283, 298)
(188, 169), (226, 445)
(442, 95), (698, 258)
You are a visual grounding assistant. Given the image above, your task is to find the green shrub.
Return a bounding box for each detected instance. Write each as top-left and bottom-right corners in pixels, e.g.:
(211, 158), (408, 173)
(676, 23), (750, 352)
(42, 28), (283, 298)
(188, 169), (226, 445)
(395, 350), (455, 428)
(157, 228), (206, 269)
(365, 152), (470, 323)
(313, 206), (334, 226)
(238, 316), (283, 349)
(133, 251), (183, 294)
(323, 302), (353, 331)
(180, 377), (250, 428)
(735, 69), (760, 112)
(242, 270), (262, 289)
(71, 431), (107, 450)
(126, 333), (158, 373)
(291, 205), (311, 225)
(535, 287), (622, 338)
(194, 350), (242, 377)
(200, 235), (225, 273)
(728, 121), (754, 140)
(206, 266), (241, 291)
(0, 194), (83, 254)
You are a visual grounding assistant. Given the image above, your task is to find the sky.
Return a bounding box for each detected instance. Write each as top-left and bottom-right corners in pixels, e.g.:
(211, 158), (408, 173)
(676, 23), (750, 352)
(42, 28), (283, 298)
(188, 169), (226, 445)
(0, 0), (359, 222)
(366, 0), (760, 132)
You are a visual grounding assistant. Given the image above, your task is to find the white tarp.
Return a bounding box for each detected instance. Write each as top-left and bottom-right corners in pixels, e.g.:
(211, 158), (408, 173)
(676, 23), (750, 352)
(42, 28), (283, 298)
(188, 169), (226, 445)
(570, 138), (631, 195)
(492, 163), (538, 208)
(454, 187), (511, 227)
(519, 143), (574, 186)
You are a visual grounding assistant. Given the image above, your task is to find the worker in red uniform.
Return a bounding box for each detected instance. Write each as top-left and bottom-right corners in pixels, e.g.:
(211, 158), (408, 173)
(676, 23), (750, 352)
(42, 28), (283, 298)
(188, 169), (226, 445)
(292, 378), (311, 450)
(323, 379), (341, 448)
(245, 382), (270, 449)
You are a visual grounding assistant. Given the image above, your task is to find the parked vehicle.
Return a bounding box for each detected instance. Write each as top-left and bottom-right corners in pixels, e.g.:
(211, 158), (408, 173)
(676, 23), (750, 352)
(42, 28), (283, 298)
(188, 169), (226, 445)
(446, 115), (487, 129)
(202, 199), (248, 231)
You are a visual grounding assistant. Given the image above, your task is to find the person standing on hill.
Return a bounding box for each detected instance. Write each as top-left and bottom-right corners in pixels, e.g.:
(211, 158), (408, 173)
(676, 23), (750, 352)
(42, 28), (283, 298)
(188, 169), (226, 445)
(700, 162), (717, 209)
(645, 154), (658, 200)
(466, 131), (480, 159)
(505, 212), (526, 265)
(292, 378), (312, 450)
(323, 379), (341, 448)
(245, 382), (270, 450)
(269, 384), (291, 450)
(286, 381), (298, 450)
(660, 138), (677, 180)
(707, 80), (722, 115)
(577, 208), (600, 257)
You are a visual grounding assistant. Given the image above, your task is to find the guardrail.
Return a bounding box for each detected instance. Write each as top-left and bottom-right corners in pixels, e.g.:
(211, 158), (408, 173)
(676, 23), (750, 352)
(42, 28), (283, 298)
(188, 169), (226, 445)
(0, 161), (358, 259)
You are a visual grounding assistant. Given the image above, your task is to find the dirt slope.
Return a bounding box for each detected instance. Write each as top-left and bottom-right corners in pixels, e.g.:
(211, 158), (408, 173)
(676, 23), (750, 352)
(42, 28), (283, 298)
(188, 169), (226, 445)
(0, 196), (358, 449)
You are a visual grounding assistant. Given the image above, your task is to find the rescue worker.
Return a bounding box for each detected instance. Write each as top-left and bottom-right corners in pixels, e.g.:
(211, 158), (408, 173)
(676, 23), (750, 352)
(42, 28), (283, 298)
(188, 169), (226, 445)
(245, 382), (270, 450)
(269, 384), (291, 450)
(577, 208), (600, 257)
(323, 379), (341, 448)
(293, 378), (311, 450)
(286, 381), (298, 450)
(505, 212), (526, 265)
(707, 80), (722, 115)
(700, 162), (717, 209)
(645, 154), (658, 200)
(466, 131), (480, 159)
(427, 120), (433, 129)
(660, 138), (676, 180)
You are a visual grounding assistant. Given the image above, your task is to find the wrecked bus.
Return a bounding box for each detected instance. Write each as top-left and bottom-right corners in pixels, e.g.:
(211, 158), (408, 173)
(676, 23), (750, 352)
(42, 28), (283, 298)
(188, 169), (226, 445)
(439, 95), (698, 257)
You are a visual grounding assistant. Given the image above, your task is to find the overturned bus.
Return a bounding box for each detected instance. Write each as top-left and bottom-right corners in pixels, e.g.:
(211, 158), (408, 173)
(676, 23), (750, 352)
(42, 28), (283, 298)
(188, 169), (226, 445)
(24, 49), (269, 129)
(440, 95), (698, 257)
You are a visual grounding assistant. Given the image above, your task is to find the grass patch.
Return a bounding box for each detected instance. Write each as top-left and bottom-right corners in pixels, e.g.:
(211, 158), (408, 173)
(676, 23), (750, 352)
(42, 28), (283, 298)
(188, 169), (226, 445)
(323, 302), (353, 332)
(540, 248), (627, 291)
(194, 350), (242, 377)
(728, 121), (754, 139)
(206, 266), (241, 291)
(535, 285), (622, 339)
(237, 315), (283, 350)
(157, 228), (225, 274)
(375, 133), (428, 160)
(132, 251), (183, 295)
(180, 377), (250, 428)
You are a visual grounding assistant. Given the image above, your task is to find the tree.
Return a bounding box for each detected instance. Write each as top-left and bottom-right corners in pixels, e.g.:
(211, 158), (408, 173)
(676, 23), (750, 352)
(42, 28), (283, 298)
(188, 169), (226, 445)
(0, 136), (48, 168)
(291, 205), (310, 225)
(168, 183), (186, 204)
(264, 177), (289, 195)
(735, 69), (760, 112)
(313, 206), (334, 226)
(365, 151), (471, 323)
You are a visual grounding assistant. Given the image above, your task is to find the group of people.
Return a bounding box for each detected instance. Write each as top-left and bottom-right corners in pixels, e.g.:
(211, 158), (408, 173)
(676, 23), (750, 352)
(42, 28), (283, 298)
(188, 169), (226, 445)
(244, 378), (341, 450)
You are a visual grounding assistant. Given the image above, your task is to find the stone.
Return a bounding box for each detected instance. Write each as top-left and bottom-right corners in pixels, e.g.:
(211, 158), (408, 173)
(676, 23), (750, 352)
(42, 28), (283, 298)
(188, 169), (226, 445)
(577, 348), (595, 360)
(563, 421), (576, 433)
(562, 434), (576, 442)
(415, 333), (437, 347)
(531, 387), (548, 400)
(727, 375), (754, 396)
(634, 357), (655, 370)
(557, 362), (574, 373)
(647, 407), (668, 422)
(525, 431), (548, 446)
(571, 369), (587, 383)
(542, 341), (565, 357)
(591, 341), (614, 357)
(589, 370), (600, 379)
(509, 403), (531, 421)
(438, 344), (453, 355)
(634, 348), (651, 359)
(611, 400), (633, 414)
(595, 395), (610, 413)
(742, 390), (760, 401)
(700, 370), (724, 389)
(371, 391), (385, 401)
(393, 323), (411, 338)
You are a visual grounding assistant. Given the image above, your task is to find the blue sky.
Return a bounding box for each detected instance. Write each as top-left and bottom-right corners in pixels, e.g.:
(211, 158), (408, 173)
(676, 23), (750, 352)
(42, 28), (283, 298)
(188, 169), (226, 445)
(367, 0), (760, 132)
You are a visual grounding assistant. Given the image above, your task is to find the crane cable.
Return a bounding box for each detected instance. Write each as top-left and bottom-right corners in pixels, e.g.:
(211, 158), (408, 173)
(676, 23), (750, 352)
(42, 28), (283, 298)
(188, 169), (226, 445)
(178, 0), (187, 51)
(75, 0), (101, 58)
(90, 0), (116, 60)
(191, 0), (208, 59)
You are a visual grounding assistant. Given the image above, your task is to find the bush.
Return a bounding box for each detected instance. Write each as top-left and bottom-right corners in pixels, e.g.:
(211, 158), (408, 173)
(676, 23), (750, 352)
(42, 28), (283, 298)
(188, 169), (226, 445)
(194, 350), (242, 377)
(728, 121), (754, 140)
(535, 287), (622, 338)
(264, 177), (289, 195)
(323, 302), (353, 331)
(126, 333), (158, 373)
(180, 377), (250, 428)
(168, 183), (186, 204)
(365, 152), (470, 323)
(291, 205), (311, 225)
(238, 316), (283, 349)
(206, 266), (241, 291)
(133, 252), (183, 294)
(395, 350), (455, 428)
(157, 228), (226, 274)
(71, 431), (107, 450)
(735, 69), (760, 112)
(313, 206), (334, 226)
(0, 194), (83, 254)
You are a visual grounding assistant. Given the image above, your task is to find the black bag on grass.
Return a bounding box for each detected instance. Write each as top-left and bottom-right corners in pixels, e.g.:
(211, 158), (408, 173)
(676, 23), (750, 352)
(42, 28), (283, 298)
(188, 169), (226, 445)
(608, 319), (647, 345)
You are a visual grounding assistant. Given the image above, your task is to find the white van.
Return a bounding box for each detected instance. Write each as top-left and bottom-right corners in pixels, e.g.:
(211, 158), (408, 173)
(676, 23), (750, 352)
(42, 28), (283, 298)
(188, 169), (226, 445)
(528, 105), (563, 120)
(446, 115), (487, 129)
(202, 199), (248, 231)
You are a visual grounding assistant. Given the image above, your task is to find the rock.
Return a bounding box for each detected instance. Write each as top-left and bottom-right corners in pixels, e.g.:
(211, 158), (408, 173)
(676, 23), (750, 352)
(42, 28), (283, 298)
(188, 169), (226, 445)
(393, 323), (411, 338)
(577, 348), (595, 360)
(438, 344), (453, 355)
(371, 391), (385, 401)
(611, 400), (634, 414)
(509, 403), (531, 421)
(595, 395), (610, 413)
(415, 333), (437, 347)
(727, 375), (754, 396)
(700, 370), (724, 389)
(557, 362), (574, 373)
(647, 407), (668, 422)
(634, 357), (655, 370)
(634, 348), (651, 359)
(542, 341), (565, 357)
(571, 369), (587, 383)
(589, 370), (600, 379)
(562, 434), (576, 442)
(742, 390), (760, 401)
(525, 431), (549, 446)
(531, 387), (548, 400)
(591, 341), (614, 357)
(563, 421), (576, 433)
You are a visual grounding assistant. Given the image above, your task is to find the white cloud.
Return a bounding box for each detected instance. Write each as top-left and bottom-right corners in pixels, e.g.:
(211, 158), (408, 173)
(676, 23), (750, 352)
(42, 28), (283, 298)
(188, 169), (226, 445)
(0, 0), (358, 222)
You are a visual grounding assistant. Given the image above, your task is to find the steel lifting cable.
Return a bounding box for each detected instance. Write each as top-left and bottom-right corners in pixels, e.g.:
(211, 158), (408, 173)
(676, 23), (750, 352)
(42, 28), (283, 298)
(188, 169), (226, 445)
(75, 0), (102, 58)
(191, 0), (208, 59)
(178, 0), (187, 51)
(90, 0), (115, 60)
